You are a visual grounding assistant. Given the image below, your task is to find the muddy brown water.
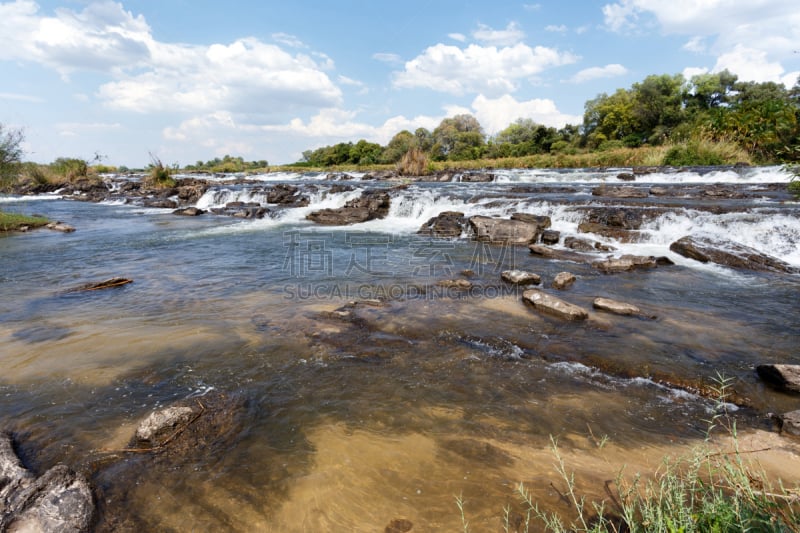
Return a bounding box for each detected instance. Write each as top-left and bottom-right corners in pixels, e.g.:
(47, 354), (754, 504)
(1, 174), (799, 530)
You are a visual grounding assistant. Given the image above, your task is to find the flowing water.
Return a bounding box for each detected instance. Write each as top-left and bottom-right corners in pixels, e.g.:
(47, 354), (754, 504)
(1, 166), (799, 531)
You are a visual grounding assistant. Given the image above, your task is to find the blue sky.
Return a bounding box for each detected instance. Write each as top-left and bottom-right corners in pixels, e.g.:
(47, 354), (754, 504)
(1, 1), (798, 166)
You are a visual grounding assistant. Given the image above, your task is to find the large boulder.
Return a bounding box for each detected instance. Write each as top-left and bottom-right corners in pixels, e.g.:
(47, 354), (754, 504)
(756, 364), (800, 393)
(0, 433), (93, 532)
(307, 190), (391, 225)
(267, 184), (308, 206)
(418, 211), (467, 238)
(469, 216), (543, 244)
(669, 236), (797, 274)
(510, 213), (552, 229)
(522, 289), (588, 321)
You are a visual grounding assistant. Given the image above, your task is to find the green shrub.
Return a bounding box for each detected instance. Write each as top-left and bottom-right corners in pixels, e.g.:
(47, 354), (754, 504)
(663, 139), (750, 166)
(145, 155), (176, 188)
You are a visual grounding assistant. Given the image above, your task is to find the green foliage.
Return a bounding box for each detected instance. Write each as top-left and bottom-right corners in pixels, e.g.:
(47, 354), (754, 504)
(0, 123), (24, 186)
(50, 157), (89, 180)
(185, 155), (268, 173)
(432, 114), (485, 161)
(786, 164), (800, 197)
(146, 155), (176, 189)
(662, 138), (750, 166)
(382, 131), (416, 164)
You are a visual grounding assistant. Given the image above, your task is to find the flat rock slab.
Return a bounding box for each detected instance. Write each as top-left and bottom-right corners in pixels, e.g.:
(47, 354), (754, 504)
(756, 364), (800, 393)
(522, 289), (588, 321)
(0, 433), (93, 532)
(670, 236), (797, 274)
(501, 270), (541, 285)
(593, 297), (640, 316)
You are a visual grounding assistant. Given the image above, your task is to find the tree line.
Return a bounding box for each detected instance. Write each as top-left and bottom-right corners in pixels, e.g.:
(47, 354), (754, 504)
(299, 70), (800, 167)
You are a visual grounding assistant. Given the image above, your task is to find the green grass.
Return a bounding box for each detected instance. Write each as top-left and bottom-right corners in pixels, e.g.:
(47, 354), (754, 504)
(0, 210), (49, 232)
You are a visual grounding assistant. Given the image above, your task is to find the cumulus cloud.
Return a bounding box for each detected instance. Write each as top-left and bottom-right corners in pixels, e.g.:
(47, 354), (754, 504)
(472, 22), (525, 46)
(0, 1), (342, 115)
(272, 32), (306, 48)
(0, 0), (151, 75)
(567, 63), (628, 83)
(98, 38), (342, 114)
(394, 43), (578, 96)
(602, 0), (800, 83)
(470, 94), (582, 133)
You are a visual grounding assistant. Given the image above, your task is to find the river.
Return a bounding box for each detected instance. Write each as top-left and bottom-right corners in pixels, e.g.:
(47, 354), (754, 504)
(1, 165), (799, 531)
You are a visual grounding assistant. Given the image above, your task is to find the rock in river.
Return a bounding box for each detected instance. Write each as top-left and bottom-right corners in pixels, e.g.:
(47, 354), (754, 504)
(522, 289), (588, 321)
(469, 216), (543, 244)
(501, 270), (541, 285)
(593, 297), (641, 316)
(756, 364), (800, 393)
(418, 211), (467, 238)
(0, 433), (94, 532)
(552, 272), (576, 290)
(670, 236), (797, 274)
(307, 190), (390, 225)
(779, 411), (800, 436)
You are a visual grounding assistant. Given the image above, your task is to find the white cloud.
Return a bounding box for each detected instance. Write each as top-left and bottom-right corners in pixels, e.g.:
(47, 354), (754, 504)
(602, 0), (800, 83)
(0, 1), (342, 115)
(0, 92), (44, 103)
(470, 94), (581, 133)
(682, 67), (709, 80)
(394, 43), (578, 96)
(272, 32), (306, 48)
(448, 33), (466, 42)
(523, 4), (542, 11)
(545, 25), (568, 33)
(472, 22), (525, 46)
(712, 45), (790, 84)
(567, 63), (628, 83)
(98, 37), (342, 114)
(372, 52), (403, 64)
(0, 0), (151, 76)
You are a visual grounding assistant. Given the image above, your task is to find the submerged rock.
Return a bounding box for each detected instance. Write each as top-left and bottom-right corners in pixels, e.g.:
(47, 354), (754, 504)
(436, 279), (473, 289)
(593, 297), (641, 316)
(64, 277), (133, 293)
(756, 364), (800, 393)
(0, 433), (93, 532)
(134, 406), (199, 446)
(522, 289), (588, 321)
(552, 272), (576, 290)
(469, 216), (543, 244)
(669, 236), (797, 274)
(172, 206), (205, 216)
(46, 221), (76, 233)
(501, 270), (541, 286)
(529, 244), (593, 264)
(592, 185), (649, 198)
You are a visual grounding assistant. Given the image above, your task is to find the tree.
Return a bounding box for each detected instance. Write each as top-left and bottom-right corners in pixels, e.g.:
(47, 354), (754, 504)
(582, 89), (638, 147)
(381, 131), (415, 163)
(431, 114), (485, 160)
(631, 73), (686, 144)
(0, 123), (24, 180)
(349, 139), (382, 165)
